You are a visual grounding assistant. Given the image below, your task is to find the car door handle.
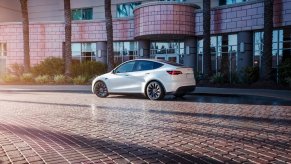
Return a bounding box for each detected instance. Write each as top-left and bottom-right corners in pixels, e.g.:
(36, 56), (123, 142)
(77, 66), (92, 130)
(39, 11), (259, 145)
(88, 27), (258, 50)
(145, 73), (150, 75)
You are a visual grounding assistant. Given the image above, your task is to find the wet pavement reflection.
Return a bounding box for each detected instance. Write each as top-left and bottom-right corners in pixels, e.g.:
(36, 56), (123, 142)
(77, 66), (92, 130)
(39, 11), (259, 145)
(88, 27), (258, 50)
(0, 91), (290, 163)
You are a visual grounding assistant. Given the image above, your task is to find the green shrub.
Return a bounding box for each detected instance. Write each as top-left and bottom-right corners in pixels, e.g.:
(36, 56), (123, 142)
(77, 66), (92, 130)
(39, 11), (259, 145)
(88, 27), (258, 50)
(2, 74), (19, 83)
(279, 58), (291, 85)
(32, 57), (65, 76)
(72, 61), (106, 79)
(35, 75), (51, 84)
(8, 63), (24, 77)
(53, 74), (66, 84)
(20, 73), (34, 83)
(286, 77), (291, 88)
(72, 75), (87, 85)
(210, 73), (225, 84)
(242, 66), (259, 84)
(230, 72), (241, 84)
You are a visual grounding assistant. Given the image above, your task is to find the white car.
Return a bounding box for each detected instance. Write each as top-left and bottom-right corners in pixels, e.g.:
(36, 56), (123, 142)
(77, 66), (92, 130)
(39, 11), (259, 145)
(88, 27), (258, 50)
(92, 59), (196, 100)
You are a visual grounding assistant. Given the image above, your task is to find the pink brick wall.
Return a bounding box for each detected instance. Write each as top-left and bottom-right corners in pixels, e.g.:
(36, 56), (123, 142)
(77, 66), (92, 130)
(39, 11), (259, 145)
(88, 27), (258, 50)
(195, 0), (291, 35)
(1, 0), (291, 68)
(0, 19), (134, 67)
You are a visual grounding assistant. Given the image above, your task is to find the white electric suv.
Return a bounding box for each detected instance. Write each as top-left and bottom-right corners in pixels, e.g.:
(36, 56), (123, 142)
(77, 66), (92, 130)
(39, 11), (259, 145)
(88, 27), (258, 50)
(92, 59), (196, 100)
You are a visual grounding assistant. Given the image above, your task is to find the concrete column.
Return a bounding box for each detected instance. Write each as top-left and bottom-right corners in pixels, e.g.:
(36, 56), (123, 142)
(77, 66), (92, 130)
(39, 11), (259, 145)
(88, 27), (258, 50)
(137, 40), (150, 59)
(96, 42), (107, 64)
(184, 38), (197, 71)
(237, 31), (253, 72)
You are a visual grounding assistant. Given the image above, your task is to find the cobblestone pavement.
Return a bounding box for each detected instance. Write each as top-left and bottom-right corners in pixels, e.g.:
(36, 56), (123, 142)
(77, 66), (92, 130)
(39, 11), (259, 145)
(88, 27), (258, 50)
(0, 91), (290, 164)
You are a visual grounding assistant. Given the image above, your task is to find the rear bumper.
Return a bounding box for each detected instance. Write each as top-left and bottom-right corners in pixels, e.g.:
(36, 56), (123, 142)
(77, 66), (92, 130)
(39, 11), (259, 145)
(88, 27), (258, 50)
(166, 85), (196, 94)
(175, 85), (196, 94)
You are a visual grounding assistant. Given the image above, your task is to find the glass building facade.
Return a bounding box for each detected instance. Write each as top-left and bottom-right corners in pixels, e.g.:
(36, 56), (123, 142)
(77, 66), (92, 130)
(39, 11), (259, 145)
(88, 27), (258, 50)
(72, 8), (93, 20)
(113, 42), (139, 64)
(219, 0), (248, 5)
(116, 2), (141, 18)
(72, 43), (96, 62)
(197, 34), (238, 75)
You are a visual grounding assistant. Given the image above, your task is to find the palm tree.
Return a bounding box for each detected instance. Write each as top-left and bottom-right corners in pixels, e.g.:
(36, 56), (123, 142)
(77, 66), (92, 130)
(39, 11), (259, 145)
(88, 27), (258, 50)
(64, 0), (72, 76)
(19, 0), (30, 73)
(104, 0), (114, 71)
(261, 0), (274, 81)
(203, 0), (212, 79)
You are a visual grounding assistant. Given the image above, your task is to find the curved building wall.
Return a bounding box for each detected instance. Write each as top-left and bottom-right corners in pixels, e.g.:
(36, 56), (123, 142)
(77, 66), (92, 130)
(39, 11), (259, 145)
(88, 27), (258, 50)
(134, 2), (200, 39)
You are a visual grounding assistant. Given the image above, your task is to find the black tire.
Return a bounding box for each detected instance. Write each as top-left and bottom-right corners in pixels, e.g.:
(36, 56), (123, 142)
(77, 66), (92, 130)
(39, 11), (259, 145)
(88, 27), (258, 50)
(146, 81), (165, 100)
(174, 93), (186, 98)
(94, 81), (109, 98)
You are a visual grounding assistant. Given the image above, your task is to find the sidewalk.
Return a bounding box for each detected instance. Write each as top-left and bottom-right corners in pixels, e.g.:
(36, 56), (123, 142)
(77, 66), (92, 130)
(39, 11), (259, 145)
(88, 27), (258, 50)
(0, 85), (291, 101)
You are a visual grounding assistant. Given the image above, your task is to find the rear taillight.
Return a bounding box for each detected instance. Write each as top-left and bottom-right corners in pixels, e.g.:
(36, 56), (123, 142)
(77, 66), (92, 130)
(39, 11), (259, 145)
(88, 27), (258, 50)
(167, 70), (183, 75)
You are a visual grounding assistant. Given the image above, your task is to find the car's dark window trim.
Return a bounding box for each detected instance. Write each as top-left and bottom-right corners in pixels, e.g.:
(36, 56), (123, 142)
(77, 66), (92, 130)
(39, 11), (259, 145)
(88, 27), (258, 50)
(114, 61), (135, 73)
(133, 60), (164, 72)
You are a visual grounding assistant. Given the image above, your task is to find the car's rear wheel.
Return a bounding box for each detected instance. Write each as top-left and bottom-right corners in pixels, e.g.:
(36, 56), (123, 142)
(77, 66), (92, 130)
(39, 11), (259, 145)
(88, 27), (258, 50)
(94, 81), (109, 98)
(146, 81), (165, 100)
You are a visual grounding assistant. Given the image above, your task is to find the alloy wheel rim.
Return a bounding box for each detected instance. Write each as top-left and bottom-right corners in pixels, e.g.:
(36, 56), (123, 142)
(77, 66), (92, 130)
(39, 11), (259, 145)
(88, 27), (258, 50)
(147, 82), (161, 99)
(96, 82), (107, 97)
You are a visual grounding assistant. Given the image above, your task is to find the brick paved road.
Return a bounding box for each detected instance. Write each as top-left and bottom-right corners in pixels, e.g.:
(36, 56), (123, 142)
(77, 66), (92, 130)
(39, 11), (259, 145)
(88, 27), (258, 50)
(0, 91), (290, 164)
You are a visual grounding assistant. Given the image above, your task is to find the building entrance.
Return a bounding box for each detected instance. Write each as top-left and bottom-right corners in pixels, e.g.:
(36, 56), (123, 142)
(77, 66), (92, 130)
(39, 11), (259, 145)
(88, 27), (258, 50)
(150, 41), (184, 64)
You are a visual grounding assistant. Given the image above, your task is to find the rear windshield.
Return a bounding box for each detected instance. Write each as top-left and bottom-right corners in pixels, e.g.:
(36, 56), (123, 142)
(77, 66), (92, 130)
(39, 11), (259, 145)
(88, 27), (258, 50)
(160, 60), (184, 67)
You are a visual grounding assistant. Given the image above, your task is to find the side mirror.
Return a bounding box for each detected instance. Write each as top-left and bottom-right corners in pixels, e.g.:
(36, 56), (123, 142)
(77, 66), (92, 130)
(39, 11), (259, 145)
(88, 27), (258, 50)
(112, 70), (116, 74)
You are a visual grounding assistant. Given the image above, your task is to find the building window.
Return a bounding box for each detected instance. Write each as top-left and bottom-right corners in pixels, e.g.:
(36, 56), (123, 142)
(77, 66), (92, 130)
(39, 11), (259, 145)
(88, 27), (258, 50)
(0, 43), (7, 57)
(253, 29), (291, 81)
(197, 34), (238, 75)
(150, 41), (185, 64)
(113, 42), (138, 65)
(72, 43), (96, 62)
(116, 2), (141, 18)
(219, 0), (247, 6)
(72, 8), (93, 20)
(160, 0), (186, 2)
(254, 30), (284, 69)
(150, 42), (184, 55)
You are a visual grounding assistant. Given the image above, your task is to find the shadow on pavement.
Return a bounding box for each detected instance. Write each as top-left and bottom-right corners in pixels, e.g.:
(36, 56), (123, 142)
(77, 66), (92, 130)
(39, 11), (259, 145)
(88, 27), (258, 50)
(0, 123), (220, 163)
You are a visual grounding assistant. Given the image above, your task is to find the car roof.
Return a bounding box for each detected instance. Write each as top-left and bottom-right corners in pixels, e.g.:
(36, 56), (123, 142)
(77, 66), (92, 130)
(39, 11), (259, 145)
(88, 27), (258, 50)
(128, 59), (184, 66)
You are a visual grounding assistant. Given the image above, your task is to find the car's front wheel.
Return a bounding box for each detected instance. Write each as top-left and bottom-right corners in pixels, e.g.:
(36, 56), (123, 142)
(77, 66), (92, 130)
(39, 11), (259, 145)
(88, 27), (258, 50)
(94, 81), (109, 98)
(146, 81), (165, 100)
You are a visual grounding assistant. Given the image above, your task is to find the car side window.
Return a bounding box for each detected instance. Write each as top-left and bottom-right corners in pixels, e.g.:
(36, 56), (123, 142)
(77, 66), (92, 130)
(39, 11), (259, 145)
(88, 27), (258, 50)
(134, 61), (163, 71)
(115, 61), (135, 73)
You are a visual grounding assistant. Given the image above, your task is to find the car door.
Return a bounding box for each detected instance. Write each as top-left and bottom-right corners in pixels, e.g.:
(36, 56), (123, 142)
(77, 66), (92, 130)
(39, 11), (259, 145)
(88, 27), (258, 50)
(106, 61), (138, 93)
(128, 61), (164, 92)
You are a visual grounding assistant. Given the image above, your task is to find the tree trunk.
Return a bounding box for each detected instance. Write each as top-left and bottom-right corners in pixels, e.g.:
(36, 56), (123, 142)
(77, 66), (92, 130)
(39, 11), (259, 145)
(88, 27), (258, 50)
(64, 0), (72, 76)
(261, 0), (273, 81)
(203, 0), (212, 79)
(104, 0), (114, 71)
(20, 0), (30, 73)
